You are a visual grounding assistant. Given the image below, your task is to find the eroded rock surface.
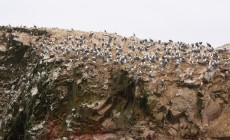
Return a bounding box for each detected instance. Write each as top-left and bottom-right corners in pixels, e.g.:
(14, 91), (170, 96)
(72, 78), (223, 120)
(0, 26), (229, 139)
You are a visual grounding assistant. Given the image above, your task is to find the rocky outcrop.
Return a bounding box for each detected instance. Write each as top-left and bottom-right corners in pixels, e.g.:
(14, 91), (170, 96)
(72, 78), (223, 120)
(0, 26), (229, 139)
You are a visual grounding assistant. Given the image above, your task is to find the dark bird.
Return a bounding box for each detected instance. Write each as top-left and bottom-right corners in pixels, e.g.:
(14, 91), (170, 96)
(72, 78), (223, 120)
(207, 43), (212, 48)
(89, 32), (94, 38)
(195, 42), (199, 47)
(122, 37), (127, 41)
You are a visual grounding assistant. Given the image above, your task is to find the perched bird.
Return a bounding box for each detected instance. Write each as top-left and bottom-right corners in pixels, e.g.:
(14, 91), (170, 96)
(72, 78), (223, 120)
(89, 32), (94, 38)
(207, 43), (212, 48)
(199, 82), (204, 89)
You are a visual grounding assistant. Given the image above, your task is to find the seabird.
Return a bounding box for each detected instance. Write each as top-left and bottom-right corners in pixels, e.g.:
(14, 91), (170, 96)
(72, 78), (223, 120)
(175, 61), (180, 68)
(207, 43), (212, 48)
(189, 72), (193, 79)
(199, 82), (204, 89)
(89, 32), (94, 38)
(195, 42), (199, 47)
(121, 37), (126, 41)
(72, 108), (76, 113)
(92, 61), (97, 67)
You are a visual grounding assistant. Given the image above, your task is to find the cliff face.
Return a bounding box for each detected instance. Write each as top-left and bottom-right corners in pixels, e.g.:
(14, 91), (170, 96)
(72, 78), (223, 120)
(0, 26), (229, 140)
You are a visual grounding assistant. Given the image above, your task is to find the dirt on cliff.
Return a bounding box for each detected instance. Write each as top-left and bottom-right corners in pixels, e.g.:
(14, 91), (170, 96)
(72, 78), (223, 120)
(0, 26), (230, 140)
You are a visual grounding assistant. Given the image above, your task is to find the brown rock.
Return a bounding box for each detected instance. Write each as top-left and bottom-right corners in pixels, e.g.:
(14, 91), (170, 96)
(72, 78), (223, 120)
(102, 118), (116, 131)
(202, 99), (222, 125)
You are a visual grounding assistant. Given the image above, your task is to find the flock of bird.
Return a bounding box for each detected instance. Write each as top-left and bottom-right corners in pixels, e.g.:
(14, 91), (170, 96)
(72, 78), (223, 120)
(27, 29), (229, 83)
(6, 27), (229, 95)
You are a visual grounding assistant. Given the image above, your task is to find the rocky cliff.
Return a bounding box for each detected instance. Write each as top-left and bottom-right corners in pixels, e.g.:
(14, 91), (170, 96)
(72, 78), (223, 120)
(0, 26), (229, 140)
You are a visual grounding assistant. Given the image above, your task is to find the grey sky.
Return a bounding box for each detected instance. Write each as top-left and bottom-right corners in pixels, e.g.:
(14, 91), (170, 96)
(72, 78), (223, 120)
(0, 0), (230, 47)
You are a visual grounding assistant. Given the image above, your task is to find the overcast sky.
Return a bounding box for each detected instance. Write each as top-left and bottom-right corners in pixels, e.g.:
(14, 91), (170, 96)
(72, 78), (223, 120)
(0, 0), (229, 47)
